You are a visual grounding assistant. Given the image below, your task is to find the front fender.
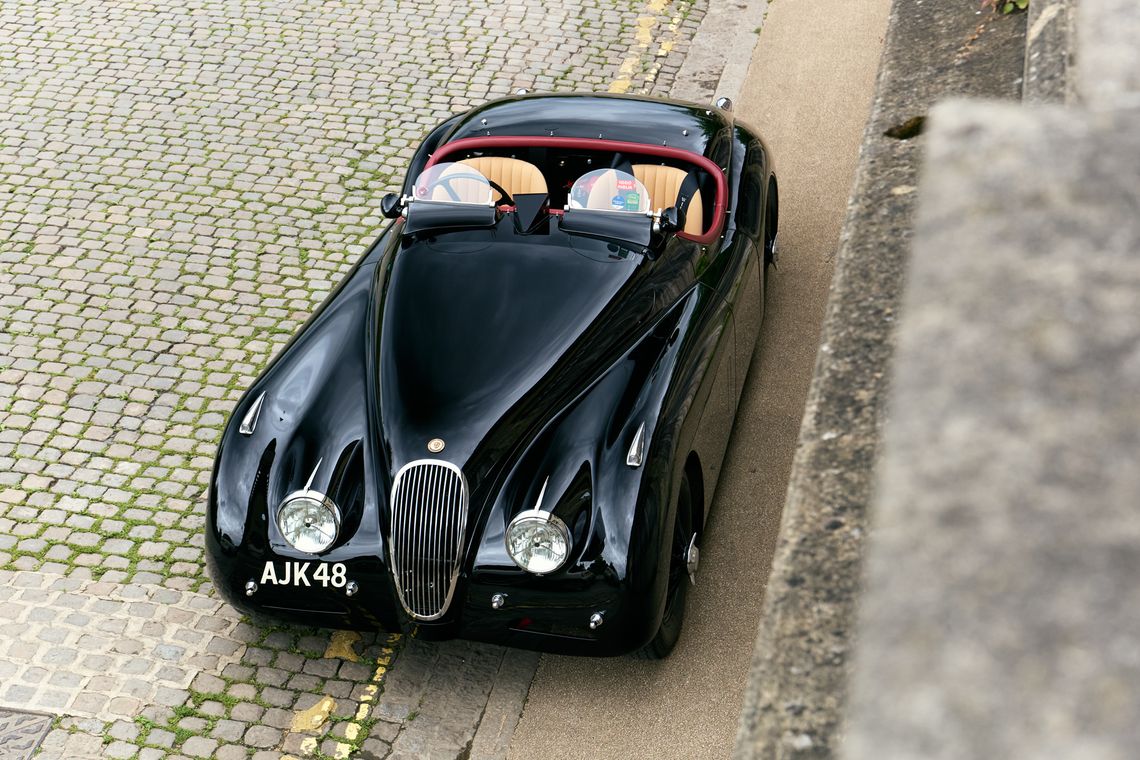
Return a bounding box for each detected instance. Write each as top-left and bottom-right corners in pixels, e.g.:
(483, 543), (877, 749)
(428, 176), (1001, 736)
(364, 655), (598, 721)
(205, 242), (399, 623)
(464, 288), (704, 648)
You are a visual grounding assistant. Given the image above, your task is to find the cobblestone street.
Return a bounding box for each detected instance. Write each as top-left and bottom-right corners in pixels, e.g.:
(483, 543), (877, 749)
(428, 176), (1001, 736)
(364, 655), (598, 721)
(0, 0), (706, 757)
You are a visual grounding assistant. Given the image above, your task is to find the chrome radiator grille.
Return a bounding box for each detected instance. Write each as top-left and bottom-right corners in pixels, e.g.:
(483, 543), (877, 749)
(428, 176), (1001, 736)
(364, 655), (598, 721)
(389, 459), (469, 620)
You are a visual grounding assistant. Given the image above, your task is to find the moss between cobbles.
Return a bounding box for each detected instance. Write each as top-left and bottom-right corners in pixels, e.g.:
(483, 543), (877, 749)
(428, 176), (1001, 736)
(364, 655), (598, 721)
(33, 715), (116, 758)
(113, 625), (408, 759)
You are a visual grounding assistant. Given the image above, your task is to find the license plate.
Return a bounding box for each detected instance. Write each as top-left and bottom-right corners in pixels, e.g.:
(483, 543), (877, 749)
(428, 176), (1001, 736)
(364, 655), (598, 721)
(260, 560), (348, 589)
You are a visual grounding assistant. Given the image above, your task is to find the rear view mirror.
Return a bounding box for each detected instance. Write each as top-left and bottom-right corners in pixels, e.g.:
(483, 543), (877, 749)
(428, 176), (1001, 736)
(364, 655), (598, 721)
(381, 193), (404, 219)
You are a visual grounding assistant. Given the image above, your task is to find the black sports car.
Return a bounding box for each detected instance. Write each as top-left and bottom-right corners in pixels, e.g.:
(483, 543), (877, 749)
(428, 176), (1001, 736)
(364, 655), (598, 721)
(206, 92), (778, 658)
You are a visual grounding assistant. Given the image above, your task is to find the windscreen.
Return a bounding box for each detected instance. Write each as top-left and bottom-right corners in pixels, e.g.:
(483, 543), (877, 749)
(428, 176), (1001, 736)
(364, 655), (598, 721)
(568, 169), (651, 213)
(413, 162), (493, 205)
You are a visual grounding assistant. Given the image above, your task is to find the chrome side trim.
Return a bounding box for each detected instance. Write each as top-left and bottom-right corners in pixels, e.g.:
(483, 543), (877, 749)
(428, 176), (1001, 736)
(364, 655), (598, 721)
(302, 458), (323, 491)
(626, 422), (646, 468)
(239, 392), (265, 436)
(533, 476), (550, 512)
(388, 459), (469, 621)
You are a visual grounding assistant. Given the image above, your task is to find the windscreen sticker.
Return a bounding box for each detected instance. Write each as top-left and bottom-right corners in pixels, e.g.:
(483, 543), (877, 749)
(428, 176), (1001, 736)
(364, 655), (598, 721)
(611, 194), (626, 210)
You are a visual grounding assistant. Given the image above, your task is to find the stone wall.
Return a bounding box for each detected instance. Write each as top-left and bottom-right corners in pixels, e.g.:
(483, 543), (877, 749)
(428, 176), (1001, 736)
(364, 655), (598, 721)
(843, 0), (1140, 754)
(845, 95), (1140, 760)
(735, 0), (1140, 755)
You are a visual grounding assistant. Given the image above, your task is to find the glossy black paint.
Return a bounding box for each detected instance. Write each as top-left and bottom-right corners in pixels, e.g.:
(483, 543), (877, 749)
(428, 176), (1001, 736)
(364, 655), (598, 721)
(206, 93), (777, 655)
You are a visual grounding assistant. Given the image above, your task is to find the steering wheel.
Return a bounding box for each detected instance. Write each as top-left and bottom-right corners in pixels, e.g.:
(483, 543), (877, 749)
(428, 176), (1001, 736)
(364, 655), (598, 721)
(428, 172), (514, 206)
(486, 179), (514, 206)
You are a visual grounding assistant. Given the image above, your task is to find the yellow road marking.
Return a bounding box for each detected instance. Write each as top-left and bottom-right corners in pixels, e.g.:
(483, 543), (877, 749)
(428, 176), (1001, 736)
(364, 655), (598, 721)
(287, 633), (403, 756)
(290, 696), (336, 733)
(608, 0), (683, 94)
(635, 16), (656, 45)
(323, 630), (362, 661)
(640, 12), (685, 94)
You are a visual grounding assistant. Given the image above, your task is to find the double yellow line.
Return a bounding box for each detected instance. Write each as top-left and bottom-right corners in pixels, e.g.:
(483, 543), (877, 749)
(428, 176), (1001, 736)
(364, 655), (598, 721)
(609, 0), (685, 94)
(283, 632), (403, 760)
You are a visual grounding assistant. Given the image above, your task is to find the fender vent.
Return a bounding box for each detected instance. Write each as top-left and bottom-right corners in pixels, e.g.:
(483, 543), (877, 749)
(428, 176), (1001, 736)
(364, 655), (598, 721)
(388, 459), (469, 620)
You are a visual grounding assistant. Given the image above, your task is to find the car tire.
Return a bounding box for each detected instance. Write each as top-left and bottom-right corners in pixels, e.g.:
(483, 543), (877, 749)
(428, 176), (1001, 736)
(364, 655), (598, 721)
(634, 471), (695, 660)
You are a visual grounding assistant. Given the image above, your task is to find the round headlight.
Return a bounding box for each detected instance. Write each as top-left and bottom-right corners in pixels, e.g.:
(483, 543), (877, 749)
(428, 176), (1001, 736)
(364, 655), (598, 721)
(277, 491), (340, 554)
(506, 510), (571, 575)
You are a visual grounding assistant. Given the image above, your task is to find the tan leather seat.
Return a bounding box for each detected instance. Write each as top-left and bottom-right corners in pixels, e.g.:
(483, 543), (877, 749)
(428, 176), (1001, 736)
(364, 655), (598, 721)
(458, 157), (548, 200)
(633, 164), (704, 235)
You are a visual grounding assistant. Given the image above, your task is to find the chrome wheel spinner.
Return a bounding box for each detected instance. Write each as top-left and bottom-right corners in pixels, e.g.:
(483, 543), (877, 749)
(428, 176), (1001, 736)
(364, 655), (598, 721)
(685, 533), (700, 586)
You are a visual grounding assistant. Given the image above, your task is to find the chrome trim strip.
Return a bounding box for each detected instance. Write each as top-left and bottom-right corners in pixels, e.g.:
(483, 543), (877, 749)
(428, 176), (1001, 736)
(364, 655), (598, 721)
(388, 459), (469, 621)
(626, 422), (646, 468)
(239, 392), (265, 436)
(533, 476), (550, 513)
(303, 458), (323, 491)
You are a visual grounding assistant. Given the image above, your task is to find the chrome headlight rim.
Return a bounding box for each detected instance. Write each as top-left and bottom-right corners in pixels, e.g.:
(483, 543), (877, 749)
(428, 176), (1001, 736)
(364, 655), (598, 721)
(505, 508), (572, 576)
(276, 488), (342, 555)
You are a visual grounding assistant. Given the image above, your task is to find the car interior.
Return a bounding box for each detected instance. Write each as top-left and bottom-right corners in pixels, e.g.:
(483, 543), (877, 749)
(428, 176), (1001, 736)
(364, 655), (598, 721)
(427, 147), (713, 237)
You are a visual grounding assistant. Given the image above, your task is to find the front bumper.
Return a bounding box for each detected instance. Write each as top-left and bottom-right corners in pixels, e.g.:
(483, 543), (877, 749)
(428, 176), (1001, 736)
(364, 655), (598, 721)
(450, 579), (654, 656)
(207, 548), (658, 656)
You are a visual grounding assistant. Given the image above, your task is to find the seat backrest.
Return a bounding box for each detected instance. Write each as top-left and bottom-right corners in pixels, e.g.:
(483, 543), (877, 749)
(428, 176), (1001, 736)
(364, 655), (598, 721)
(633, 164), (704, 235)
(458, 157), (548, 200)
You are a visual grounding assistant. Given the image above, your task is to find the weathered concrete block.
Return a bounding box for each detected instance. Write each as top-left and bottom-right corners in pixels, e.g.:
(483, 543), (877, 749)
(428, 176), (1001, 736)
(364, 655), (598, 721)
(1078, 0), (1140, 106)
(1024, 0), (1073, 103)
(845, 100), (1140, 760)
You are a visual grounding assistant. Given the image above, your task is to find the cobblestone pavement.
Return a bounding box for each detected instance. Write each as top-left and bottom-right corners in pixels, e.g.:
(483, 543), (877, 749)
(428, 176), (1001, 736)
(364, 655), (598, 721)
(0, 0), (707, 757)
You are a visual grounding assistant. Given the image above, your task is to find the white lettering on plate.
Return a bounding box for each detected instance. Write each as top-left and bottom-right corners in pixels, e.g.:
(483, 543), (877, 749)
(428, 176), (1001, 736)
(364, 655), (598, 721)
(260, 561), (348, 589)
(292, 561), (310, 586)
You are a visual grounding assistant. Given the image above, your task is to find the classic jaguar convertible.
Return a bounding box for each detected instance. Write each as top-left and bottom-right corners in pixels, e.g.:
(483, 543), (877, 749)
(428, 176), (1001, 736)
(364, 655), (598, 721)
(206, 92), (778, 657)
